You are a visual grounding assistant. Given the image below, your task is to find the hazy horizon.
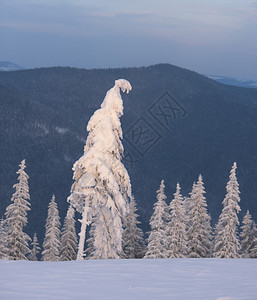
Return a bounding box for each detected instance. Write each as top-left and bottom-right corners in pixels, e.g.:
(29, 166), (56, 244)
(1, 1), (257, 80)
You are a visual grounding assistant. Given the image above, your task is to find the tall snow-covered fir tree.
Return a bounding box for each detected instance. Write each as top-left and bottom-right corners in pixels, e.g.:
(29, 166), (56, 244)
(68, 79), (132, 259)
(28, 233), (41, 261)
(0, 218), (8, 259)
(60, 205), (78, 261)
(166, 183), (187, 258)
(213, 162), (241, 258)
(5, 160), (31, 260)
(144, 180), (169, 259)
(187, 175), (212, 258)
(42, 195), (61, 261)
(122, 196), (146, 259)
(240, 210), (256, 258)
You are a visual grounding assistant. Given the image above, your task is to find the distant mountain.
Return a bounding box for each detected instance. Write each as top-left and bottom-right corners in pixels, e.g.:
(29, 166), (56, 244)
(1, 64), (257, 245)
(0, 61), (25, 71)
(208, 75), (257, 89)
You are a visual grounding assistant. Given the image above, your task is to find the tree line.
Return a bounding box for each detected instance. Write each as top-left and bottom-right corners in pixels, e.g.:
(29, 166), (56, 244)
(0, 159), (257, 261)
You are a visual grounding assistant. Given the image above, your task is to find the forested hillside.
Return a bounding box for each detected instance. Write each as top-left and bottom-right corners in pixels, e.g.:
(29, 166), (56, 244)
(1, 64), (257, 243)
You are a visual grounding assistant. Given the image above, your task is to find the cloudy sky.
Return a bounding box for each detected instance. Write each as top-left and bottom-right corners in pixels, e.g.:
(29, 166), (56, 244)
(1, 0), (257, 79)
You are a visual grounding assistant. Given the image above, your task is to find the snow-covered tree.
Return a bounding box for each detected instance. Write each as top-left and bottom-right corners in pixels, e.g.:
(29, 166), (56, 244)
(213, 162), (241, 258)
(85, 218), (97, 259)
(42, 195), (61, 261)
(250, 227), (257, 258)
(122, 196), (146, 259)
(240, 211), (256, 258)
(183, 195), (191, 232)
(0, 218), (8, 259)
(187, 175), (212, 258)
(60, 205), (77, 261)
(5, 160), (31, 260)
(28, 233), (41, 261)
(68, 79), (132, 259)
(166, 183), (187, 258)
(144, 180), (169, 259)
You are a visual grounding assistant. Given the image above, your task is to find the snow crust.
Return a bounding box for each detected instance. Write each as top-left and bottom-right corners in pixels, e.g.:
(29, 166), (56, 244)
(1, 259), (257, 300)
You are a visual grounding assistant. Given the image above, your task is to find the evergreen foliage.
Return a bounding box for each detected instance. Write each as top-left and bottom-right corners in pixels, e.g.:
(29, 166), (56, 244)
(144, 180), (169, 258)
(68, 79), (132, 259)
(122, 196), (146, 259)
(0, 217), (8, 259)
(166, 183), (188, 258)
(42, 195), (61, 261)
(213, 163), (241, 258)
(240, 211), (257, 258)
(187, 175), (212, 258)
(28, 233), (41, 261)
(5, 160), (31, 260)
(60, 206), (77, 261)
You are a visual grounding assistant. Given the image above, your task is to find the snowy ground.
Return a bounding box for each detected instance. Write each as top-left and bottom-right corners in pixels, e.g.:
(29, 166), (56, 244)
(1, 259), (257, 300)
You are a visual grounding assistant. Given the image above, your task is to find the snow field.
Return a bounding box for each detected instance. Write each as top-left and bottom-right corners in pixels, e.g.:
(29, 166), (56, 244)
(1, 258), (257, 300)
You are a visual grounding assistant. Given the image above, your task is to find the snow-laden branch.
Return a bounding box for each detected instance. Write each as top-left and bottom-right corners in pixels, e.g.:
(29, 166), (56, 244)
(114, 79), (132, 94)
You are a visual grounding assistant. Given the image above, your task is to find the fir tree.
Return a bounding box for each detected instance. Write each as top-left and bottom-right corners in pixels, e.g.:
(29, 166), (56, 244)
(213, 162), (241, 258)
(42, 195), (61, 261)
(240, 211), (256, 258)
(250, 227), (257, 258)
(85, 218), (97, 259)
(60, 205), (78, 261)
(68, 79), (132, 259)
(122, 196), (146, 259)
(0, 218), (8, 259)
(28, 233), (41, 261)
(5, 160), (31, 260)
(187, 175), (212, 258)
(144, 180), (169, 258)
(166, 183), (188, 258)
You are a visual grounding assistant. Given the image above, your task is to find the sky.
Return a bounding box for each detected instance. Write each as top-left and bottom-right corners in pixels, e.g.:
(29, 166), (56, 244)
(0, 0), (257, 79)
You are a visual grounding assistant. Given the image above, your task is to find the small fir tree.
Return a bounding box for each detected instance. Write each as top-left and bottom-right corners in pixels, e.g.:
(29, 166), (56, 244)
(144, 180), (169, 258)
(187, 175), (212, 258)
(166, 183), (188, 258)
(240, 211), (256, 258)
(213, 162), (241, 258)
(122, 196), (146, 259)
(60, 205), (78, 261)
(5, 160), (31, 260)
(0, 218), (8, 259)
(28, 233), (41, 261)
(250, 227), (257, 258)
(85, 218), (97, 259)
(42, 195), (61, 261)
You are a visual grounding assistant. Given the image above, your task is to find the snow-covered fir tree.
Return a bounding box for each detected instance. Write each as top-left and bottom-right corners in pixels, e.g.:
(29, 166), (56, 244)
(166, 183), (187, 258)
(68, 79), (132, 259)
(5, 160), (31, 260)
(42, 195), (61, 261)
(85, 218), (97, 259)
(183, 195), (191, 232)
(60, 205), (77, 261)
(28, 233), (41, 261)
(187, 175), (212, 258)
(0, 218), (8, 259)
(144, 180), (169, 259)
(122, 196), (146, 259)
(240, 211), (256, 258)
(250, 226), (257, 258)
(213, 162), (241, 258)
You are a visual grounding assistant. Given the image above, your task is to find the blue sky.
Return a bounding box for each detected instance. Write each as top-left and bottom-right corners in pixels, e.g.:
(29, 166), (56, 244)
(1, 0), (257, 79)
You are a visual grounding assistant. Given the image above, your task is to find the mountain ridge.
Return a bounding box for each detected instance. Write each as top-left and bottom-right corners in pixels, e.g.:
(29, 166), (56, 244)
(0, 63), (257, 243)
